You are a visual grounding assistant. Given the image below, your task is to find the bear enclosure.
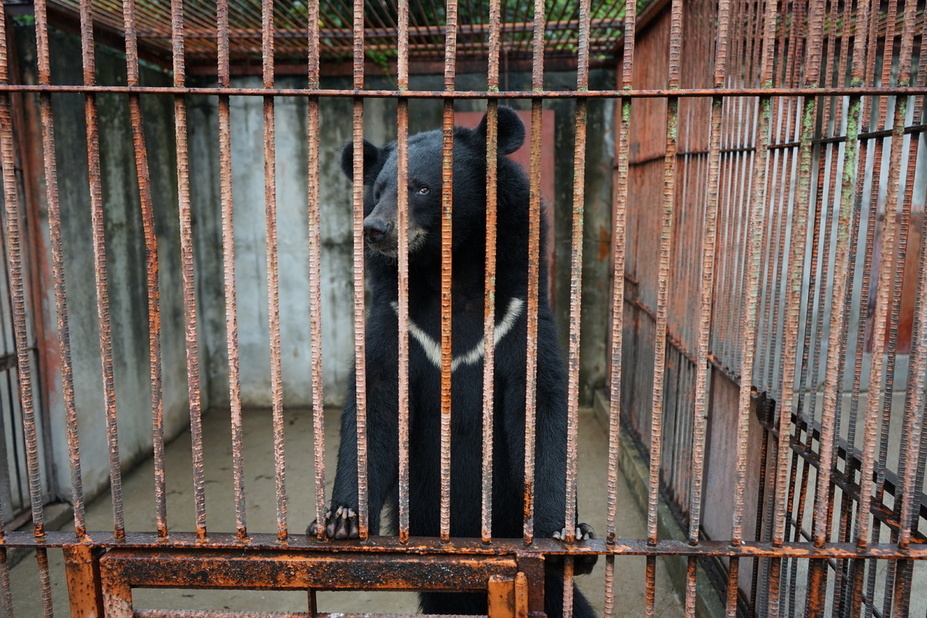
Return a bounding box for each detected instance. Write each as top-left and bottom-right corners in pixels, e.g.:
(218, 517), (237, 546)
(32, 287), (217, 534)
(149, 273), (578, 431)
(0, 0), (925, 616)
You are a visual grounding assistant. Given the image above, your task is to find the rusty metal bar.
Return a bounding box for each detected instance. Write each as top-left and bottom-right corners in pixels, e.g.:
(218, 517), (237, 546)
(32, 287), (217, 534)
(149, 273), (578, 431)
(730, 0), (777, 549)
(565, 0), (591, 546)
(879, 8), (907, 615)
(0, 530), (919, 558)
(487, 574), (521, 617)
(32, 0), (87, 540)
(762, 0), (804, 609)
(800, 0), (861, 612)
(438, 0), (458, 544)
(604, 0), (635, 609)
(132, 609), (496, 618)
(820, 2), (857, 607)
(218, 0), (247, 539)
(171, 0), (206, 540)
(306, 0), (325, 543)
(836, 2), (876, 617)
(793, 0), (841, 454)
(79, 0), (126, 539)
(560, 1), (591, 615)
(522, 0), (544, 545)
(770, 0), (824, 547)
(350, 92), (368, 541)
(102, 548), (521, 592)
(686, 0), (731, 613)
(0, 6), (52, 612)
(351, 0), (369, 541)
(63, 544), (104, 615)
(260, 0), (288, 543)
(123, 0), (168, 539)
(850, 1), (916, 613)
(856, 2), (896, 612)
(644, 0), (683, 614)
(1, 84), (926, 99)
(887, 22), (927, 618)
(891, 2), (926, 608)
(395, 0), (411, 546)
(481, 0), (501, 545)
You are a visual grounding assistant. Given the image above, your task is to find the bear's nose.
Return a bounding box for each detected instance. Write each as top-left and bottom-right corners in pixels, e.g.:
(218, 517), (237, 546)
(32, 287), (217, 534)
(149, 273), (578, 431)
(363, 218), (393, 245)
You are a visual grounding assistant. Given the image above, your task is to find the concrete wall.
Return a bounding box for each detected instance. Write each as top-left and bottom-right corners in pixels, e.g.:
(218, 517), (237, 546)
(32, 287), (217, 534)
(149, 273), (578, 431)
(14, 25), (191, 503)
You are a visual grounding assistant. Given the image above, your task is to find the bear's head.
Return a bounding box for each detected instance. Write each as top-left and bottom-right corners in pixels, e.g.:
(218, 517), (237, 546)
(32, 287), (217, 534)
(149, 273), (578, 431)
(341, 106), (526, 259)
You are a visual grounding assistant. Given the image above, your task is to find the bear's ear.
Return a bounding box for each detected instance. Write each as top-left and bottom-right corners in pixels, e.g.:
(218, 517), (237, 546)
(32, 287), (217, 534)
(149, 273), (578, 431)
(476, 106), (526, 156)
(341, 139), (385, 185)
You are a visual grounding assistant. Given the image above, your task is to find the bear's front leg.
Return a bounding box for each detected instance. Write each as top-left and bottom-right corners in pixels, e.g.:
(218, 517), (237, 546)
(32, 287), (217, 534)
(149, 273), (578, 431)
(307, 357), (400, 539)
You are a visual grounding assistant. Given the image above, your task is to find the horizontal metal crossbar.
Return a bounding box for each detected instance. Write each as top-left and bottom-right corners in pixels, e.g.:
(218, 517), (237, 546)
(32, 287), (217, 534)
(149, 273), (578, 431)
(5, 532), (926, 560)
(101, 549), (520, 592)
(0, 84), (927, 98)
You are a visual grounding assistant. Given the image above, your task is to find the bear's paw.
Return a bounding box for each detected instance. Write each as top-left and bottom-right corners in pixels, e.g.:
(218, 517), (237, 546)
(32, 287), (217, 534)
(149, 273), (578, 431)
(306, 505), (360, 540)
(550, 522), (598, 576)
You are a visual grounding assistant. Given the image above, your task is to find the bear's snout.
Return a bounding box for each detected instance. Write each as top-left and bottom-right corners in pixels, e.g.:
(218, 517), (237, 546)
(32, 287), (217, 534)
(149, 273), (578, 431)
(363, 216), (394, 246)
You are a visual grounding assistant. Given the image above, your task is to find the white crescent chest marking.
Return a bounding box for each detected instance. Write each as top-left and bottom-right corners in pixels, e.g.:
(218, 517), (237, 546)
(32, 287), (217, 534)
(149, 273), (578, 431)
(390, 298), (525, 372)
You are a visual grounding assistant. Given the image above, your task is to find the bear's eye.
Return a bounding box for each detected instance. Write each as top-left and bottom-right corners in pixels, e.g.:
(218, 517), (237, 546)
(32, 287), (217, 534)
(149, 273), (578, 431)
(416, 186), (430, 196)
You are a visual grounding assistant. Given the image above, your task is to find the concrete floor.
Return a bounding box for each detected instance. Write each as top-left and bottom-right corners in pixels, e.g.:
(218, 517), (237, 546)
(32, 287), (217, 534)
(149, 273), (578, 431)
(9, 407), (684, 616)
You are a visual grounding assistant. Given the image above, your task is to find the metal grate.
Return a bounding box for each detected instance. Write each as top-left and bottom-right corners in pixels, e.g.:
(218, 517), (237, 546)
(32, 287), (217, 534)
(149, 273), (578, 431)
(44, 0), (634, 72)
(0, 0), (924, 616)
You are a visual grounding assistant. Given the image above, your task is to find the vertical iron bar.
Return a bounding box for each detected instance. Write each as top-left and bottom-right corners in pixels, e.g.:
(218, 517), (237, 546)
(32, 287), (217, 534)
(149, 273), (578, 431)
(878, 19), (913, 614)
(645, 0), (682, 614)
(33, 0), (86, 540)
(566, 0), (591, 541)
(688, 0), (731, 614)
(897, 221), (927, 538)
(439, 0), (458, 544)
(768, 3), (820, 531)
(261, 0), (288, 543)
(395, 0), (411, 545)
(840, 1), (875, 616)
(768, 0), (824, 613)
(806, 40), (867, 618)
(481, 0), (501, 545)
(727, 0), (777, 618)
(523, 0), (545, 546)
(306, 0), (326, 541)
(604, 0), (635, 611)
(894, 26), (927, 592)
(171, 0), (207, 540)
(217, 0), (247, 539)
(794, 0), (834, 611)
(122, 0), (167, 539)
(80, 0), (125, 539)
(855, 0), (913, 576)
(890, 6), (925, 614)
(351, 0), (369, 541)
(0, 6), (53, 614)
(562, 2), (591, 614)
(859, 1), (895, 610)
(829, 1), (860, 608)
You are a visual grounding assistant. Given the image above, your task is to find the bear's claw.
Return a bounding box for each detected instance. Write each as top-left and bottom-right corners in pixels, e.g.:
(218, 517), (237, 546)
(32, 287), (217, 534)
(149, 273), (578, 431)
(552, 522), (595, 541)
(306, 505), (360, 540)
(550, 522), (598, 576)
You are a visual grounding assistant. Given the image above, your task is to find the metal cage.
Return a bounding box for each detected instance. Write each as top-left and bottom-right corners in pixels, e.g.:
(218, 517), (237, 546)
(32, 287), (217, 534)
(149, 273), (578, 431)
(0, 0), (924, 616)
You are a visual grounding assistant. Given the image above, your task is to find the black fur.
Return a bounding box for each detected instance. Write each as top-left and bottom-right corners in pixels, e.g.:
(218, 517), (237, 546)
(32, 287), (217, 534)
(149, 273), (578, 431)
(311, 107), (596, 617)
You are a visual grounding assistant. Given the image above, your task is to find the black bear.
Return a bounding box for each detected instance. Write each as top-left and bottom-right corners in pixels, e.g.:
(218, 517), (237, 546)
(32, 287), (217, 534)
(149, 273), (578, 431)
(310, 107), (596, 617)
